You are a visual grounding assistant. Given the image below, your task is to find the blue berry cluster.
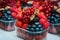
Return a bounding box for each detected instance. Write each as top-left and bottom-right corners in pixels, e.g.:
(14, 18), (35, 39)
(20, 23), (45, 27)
(26, 17), (44, 32)
(0, 9), (14, 21)
(48, 9), (60, 24)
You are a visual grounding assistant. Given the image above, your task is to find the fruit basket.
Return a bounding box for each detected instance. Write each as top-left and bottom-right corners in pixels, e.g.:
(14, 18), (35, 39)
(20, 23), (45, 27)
(0, 20), (15, 31)
(13, 0), (60, 40)
(15, 7), (50, 40)
(49, 23), (60, 34)
(17, 27), (48, 40)
(0, 8), (16, 31)
(48, 8), (60, 34)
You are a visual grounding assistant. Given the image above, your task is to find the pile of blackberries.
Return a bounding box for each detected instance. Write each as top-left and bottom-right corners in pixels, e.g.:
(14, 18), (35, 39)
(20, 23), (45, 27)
(0, 9), (14, 21)
(48, 9), (60, 24)
(26, 17), (44, 33)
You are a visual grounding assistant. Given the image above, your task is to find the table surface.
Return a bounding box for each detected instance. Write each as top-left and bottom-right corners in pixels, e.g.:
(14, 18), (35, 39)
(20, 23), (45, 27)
(0, 29), (60, 40)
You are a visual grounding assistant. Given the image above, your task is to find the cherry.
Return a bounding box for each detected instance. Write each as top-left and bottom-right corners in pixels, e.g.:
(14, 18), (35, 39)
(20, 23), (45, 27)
(45, 10), (49, 14)
(48, 7), (51, 11)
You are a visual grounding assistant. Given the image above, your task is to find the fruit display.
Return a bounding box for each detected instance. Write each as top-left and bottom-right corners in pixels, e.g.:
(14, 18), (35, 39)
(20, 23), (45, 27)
(46, 1), (60, 34)
(48, 8), (60, 34)
(0, 8), (16, 31)
(0, 0), (17, 31)
(0, 0), (60, 40)
(14, 0), (51, 40)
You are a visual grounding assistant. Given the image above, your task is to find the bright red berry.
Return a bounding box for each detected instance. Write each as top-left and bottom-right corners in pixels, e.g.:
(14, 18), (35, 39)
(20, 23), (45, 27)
(43, 22), (50, 29)
(37, 12), (45, 19)
(16, 13), (23, 20)
(22, 24), (28, 29)
(10, 7), (18, 13)
(11, 12), (16, 19)
(39, 18), (47, 25)
(16, 20), (23, 28)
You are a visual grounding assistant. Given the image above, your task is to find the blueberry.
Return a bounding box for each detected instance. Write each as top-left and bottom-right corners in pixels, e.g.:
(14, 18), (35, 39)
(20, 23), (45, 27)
(11, 18), (14, 20)
(26, 27), (30, 31)
(35, 28), (40, 31)
(30, 28), (35, 32)
(7, 18), (11, 20)
(1, 10), (6, 13)
(4, 13), (8, 17)
(40, 27), (43, 31)
(51, 16), (54, 19)
(34, 22), (40, 25)
(32, 25), (36, 28)
(48, 16), (51, 19)
(28, 25), (32, 27)
(7, 10), (11, 15)
(48, 20), (50, 22)
(57, 18), (60, 23)
(38, 25), (41, 28)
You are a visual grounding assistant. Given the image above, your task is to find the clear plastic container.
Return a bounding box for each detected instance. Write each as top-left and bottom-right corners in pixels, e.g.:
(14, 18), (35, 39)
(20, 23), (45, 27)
(16, 27), (48, 40)
(49, 23), (60, 34)
(0, 20), (15, 31)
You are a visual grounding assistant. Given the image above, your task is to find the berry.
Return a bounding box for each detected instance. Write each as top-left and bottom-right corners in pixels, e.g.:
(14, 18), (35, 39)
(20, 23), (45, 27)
(39, 18), (47, 25)
(43, 22), (50, 29)
(37, 12), (45, 19)
(11, 12), (16, 19)
(22, 24), (28, 29)
(10, 7), (18, 13)
(34, 22), (40, 25)
(16, 13), (23, 20)
(38, 6), (45, 11)
(6, 10), (11, 15)
(16, 20), (23, 28)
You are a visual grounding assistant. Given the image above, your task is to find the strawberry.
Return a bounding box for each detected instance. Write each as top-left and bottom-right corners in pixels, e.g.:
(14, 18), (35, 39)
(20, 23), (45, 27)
(16, 1), (20, 8)
(16, 20), (23, 28)
(16, 13), (23, 20)
(38, 6), (45, 11)
(18, 7), (22, 12)
(11, 12), (16, 19)
(39, 18), (46, 25)
(22, 24), (28, 29)
(10, 7), (18, 13)
(43, 22), (50, 29)
(37, 12), (45, 19)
